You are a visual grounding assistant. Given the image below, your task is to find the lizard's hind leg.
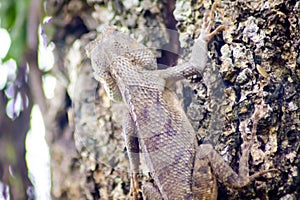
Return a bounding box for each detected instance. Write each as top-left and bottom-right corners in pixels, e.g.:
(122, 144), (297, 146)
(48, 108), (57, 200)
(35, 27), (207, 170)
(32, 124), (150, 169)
(192, 102), (279, 200)
(221, 103), (278, 189)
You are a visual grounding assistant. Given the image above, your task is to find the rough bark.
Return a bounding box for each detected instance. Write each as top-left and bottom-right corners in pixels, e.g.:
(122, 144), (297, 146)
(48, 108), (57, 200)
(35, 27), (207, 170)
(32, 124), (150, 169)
(47, 0), (299, 199)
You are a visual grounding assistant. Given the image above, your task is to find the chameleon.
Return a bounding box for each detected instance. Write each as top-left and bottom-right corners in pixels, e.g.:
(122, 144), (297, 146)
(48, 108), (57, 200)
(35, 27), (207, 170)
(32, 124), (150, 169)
(86, 2), (277, 199)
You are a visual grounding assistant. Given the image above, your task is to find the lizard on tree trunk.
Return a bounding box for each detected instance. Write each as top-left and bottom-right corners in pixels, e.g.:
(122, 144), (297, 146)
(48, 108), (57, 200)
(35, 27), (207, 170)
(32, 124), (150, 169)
(86, 3), (278, 199)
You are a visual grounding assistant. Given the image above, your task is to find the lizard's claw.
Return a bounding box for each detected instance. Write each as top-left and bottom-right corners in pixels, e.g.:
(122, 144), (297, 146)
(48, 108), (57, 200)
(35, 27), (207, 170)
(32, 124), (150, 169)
(249, 168), (281, 182)
(130, 172), (142, 200)
(200, 2), (228, 42)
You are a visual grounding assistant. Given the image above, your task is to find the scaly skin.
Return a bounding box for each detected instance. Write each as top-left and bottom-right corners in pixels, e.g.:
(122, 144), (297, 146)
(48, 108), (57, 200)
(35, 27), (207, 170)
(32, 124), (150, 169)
(87, 3), (277, 199)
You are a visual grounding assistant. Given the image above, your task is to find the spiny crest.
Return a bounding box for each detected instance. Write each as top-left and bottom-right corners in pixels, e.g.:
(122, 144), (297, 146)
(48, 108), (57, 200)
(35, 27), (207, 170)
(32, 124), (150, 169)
(86, 26), (142, 60)
(85, 26), (117, 58)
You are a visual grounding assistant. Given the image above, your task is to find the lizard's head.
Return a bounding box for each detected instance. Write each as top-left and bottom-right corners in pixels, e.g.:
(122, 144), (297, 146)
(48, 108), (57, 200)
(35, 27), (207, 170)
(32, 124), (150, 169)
(86, 27), (146, 101)
(86, 27), (145, 75)
(86, 27), (157, 101)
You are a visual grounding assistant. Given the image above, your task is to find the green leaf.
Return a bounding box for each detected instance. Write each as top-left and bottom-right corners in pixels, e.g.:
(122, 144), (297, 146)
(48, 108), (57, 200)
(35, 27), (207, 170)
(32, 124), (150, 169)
(0, 0), (29, 62)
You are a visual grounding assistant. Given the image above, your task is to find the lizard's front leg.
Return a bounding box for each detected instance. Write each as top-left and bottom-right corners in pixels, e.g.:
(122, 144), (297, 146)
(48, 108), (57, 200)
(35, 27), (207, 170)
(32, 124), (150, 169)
(158, 2), (227, 83)
(123, 112), (141, 199)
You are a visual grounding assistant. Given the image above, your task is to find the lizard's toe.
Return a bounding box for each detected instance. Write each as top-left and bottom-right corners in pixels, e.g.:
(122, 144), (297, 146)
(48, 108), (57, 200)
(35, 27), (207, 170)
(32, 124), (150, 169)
(199, 2), (228, 42)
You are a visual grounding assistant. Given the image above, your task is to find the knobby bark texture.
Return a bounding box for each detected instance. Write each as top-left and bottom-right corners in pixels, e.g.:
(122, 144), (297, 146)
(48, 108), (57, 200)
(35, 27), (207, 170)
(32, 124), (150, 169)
(47, 0), (299, 199)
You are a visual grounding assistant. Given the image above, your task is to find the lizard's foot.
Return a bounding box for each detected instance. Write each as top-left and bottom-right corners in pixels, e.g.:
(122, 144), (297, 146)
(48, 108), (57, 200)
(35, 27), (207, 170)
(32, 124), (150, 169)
(249, 168), (281, 183)
(130, 172), (142, 200)
(199, 2), (227, 42)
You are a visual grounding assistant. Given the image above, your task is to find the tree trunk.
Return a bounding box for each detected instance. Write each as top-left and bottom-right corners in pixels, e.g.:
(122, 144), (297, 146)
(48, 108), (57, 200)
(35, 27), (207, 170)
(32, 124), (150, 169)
(47, 0), (299, 199)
